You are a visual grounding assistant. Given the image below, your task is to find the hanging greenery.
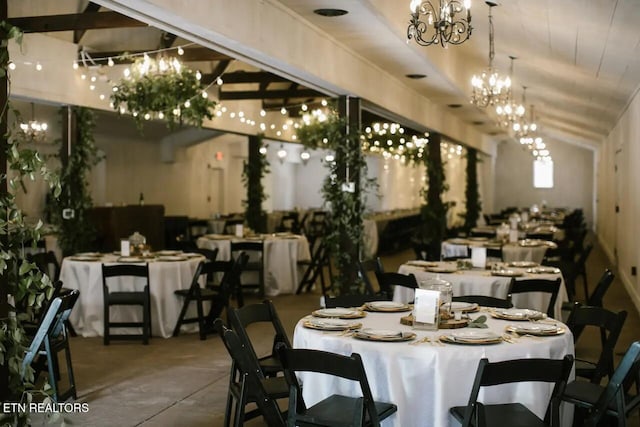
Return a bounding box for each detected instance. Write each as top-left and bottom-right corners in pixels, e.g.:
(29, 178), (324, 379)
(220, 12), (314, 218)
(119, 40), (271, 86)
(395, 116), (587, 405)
(47, 107), (102, 257)
(298, 107), (377, 295)
(417, 134), (449, 260)
(0, 21), (62, 425)
(463, 148), (482, 233)
(242, 134), (270, 233)
(110, 55), (217, 130)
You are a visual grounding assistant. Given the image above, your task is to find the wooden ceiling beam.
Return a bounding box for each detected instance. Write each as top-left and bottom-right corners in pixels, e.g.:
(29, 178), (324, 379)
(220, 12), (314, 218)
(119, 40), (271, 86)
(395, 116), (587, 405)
(8, 11), (146, 33)
(73, 2), (101, 43)
(209, 71), (289, 85)
(78, 47), (232, 65)
(219, 88), (323, 100)
(200, 60), (232, 85)
(160, 32), (178, 49)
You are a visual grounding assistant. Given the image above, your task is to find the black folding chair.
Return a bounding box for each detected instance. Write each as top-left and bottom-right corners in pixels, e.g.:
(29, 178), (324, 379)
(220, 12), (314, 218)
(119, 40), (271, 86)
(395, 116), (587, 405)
(375, 271), (417, 301)
(508, 277), (562, 318)
(173, 254), (246, 340)
(228, 300), (291, 378)
(101, 263), (151, 345)
(587, 269), (615, 308)
(562, 341), (640, 427)
(214, 319), (287, 427)
(358, 258), (385, 295)
(230, 241), (265, 299)
(450, 355), (574, 427)
(21, 289), (80, 402)
(325, 293), (389, 308)
(566, 303), (627, 384)
(278, 347), (397, 427)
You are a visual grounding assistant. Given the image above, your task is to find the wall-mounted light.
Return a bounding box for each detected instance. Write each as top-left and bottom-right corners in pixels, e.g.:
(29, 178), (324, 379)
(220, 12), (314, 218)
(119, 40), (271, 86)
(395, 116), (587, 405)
(277, 144), (288, 163)
(300, 150), (311, 165)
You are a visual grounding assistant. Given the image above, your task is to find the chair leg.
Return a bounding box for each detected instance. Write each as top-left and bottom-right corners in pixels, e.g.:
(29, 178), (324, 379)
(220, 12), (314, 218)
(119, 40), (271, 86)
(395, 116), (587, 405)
(63, 334), (77, 400)
(582, 272), (589, 302)
(143, 298), (150, 345)
(44, 338), (59, 402)
(197, 299), (206, 341)
(172, 296), (191, 337)
(104, 303), (110, 346)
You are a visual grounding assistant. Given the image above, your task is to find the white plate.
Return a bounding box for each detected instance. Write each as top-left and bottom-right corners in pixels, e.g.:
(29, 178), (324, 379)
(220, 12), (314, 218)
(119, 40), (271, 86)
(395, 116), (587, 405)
(526, 266), (561, 275)
(426, 266), (458, 274)
(406, 260), (438, 267)
(519, 239), (543, 247)
(449, 302), (478, 312)
(510, 323), (560, 334)
(448, 238), (468, 245)
(154, 250), (181, 256)
(68, 255), (102, 262)
(303, 318), (360, 331)
(467, 237), (489, 242)
(449, 330), (500, 341)
(366, 301), (407, 310)
(495, 308), (544, 320)
(491, 269), (523, 277)
(359, 328), (402, 338)
(508, 261), (539, 268)
(76, 252), (101, 257)
(312, 308), (365, 318)
(116, 256), (144, 263)
(157, 255), (188, 262)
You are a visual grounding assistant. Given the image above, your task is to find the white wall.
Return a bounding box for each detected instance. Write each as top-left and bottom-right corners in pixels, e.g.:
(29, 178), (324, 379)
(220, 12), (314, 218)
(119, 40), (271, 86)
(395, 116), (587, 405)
(597, 87), (640, 310)
(494, 139), (595, 227)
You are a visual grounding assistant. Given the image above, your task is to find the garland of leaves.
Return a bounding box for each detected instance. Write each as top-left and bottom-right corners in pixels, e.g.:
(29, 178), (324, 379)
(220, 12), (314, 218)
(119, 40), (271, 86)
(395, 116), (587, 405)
(242, 134), (270, 233)
(298, 108), (376, 295)
(0, 21), (61, 425)
(48, 107), (102, 256)
(417, 135), (449, 260)
(110, 56), (217, 130)
(463, 148), (481, 233)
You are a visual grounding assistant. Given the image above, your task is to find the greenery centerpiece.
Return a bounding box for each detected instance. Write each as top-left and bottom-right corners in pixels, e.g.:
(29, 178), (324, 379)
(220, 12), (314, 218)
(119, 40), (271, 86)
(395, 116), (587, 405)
(242, 134), (270, 233)
(110, 55), (217, 130)
(1, 20), (62, 424)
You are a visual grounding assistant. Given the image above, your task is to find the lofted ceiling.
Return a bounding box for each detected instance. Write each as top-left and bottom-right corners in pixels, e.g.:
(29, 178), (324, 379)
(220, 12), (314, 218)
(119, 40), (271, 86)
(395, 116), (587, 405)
(8, 0), (640, 149)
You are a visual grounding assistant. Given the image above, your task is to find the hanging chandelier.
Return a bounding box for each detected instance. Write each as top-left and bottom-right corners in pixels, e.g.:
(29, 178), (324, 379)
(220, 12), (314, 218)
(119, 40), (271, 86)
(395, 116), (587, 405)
(470, 1), (510, 108)
(18, 103), (48, 143)
(495, 57), (525, 128)
(407, 0), (472, 48)
(512, 89), (538, 139)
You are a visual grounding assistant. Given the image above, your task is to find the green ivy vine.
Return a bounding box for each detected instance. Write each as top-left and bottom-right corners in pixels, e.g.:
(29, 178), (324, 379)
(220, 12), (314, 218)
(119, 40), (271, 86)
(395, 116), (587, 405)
(47, 107), (102, 257)
(1, 21), (62, 425)
(110, 55), (217, 130)
(242, 134), (270, 233)
(463, 148), (481, 233)
(298, 107), (376, 295)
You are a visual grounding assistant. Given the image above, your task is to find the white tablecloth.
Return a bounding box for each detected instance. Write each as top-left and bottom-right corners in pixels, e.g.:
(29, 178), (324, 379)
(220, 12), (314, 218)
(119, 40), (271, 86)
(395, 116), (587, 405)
(396, 263), (568, 319)
(60, 254), (204, 338)
(294, 312), (574, 427)
(196, 234), (311, 296)
(442, 240), (552, 264)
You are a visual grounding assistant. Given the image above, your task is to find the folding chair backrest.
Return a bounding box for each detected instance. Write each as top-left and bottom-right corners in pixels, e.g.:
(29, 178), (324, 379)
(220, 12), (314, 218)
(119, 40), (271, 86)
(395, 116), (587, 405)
(585, 342), (640, 427)
(28, 251), (61, 282)
(358, 258), (384, 295)
(102, 264), (149, 280)
(463, 356), (574, 427)
(214, 319), (285, 427)
(325, 294), (389, 308)
(587, 269), (615, 308)
(375, 272), (418, 294)
(278, 348), (381, 426)
(567, 304), (627, 383)
(508, 278), (561, 317)
(452, 295), (512, 309)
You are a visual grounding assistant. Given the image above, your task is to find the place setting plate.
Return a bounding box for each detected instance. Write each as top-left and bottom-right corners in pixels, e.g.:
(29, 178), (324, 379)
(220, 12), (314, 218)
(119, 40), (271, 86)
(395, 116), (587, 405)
(526, 266), (561, 275)
(490, 308), (546, 321)
(439, 330), (503, 345)
(405, 260), (439, 268)
(312, 308), (366, 319)
(505, 323), (565, 337)
(507, 261), (539, 268)
(154, 250), (181, 256)
(518, 239), (544, 247)
(303, 318), (362, 331)
(364, 301), (412, 312)
(491, 269), (523, 277)
(68, 255), (103, 262)
(353, 328), (416, 342)
(426, 265), (458, 274)
(156, 255), (188, 262)
(116, 256), (145, 263)
(467, 237), (489, 242)
(449, 301), (480, 313)
(448, 238), (468, 245)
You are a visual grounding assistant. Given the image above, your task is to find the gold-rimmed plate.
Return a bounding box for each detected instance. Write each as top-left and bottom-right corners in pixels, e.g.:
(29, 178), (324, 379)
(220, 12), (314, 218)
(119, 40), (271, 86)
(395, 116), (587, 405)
(449, 302), (480, 313)
(364, 301), (412, 312)
(312, 308), (366, 319)
(405, 260), (438, 268)
(439, 330), (503, 345)
(68, 255), (102, 262)
(303, 318), (362, 331)
(353, 329), (416, 342)
(426, 266), (458, 274)
(491, 308), (546, 321)
(491, 269), (523, 277)
(508, 261), (539, 268)
(156, 255), (188, 262)
(505, 323), (565, 336)
(526, 266), (561, 275)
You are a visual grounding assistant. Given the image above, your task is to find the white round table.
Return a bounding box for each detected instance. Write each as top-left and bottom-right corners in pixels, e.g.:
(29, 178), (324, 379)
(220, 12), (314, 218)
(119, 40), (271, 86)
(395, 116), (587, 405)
(60, 253), (204, 338)
(196, 234), (311, 296)
(442, 239), (555, 264)
(294, 311), (574, 427)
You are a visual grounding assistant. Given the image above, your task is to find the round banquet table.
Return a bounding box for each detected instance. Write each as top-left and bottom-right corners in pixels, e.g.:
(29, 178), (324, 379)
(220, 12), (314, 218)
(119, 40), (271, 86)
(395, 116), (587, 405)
(60, 253), (204, 338)
(396, 262), (568, 319)
(294, 311), (574, 427)
(196, 234), (311, 296)
(442, 239), (554, 264)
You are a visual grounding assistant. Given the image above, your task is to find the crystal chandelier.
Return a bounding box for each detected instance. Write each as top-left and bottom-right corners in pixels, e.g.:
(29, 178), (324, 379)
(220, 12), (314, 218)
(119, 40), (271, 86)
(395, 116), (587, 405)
(512, 89), (538, 139)
(495, 57), (525, 128)
(470, 1), (510, 108)
(18, 103), (48, 143)
(407, 0), (472, 48)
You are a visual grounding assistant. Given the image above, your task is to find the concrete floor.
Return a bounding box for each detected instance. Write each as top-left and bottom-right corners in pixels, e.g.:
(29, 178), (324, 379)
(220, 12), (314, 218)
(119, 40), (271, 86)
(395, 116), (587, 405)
(50, 242), (637, 426)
